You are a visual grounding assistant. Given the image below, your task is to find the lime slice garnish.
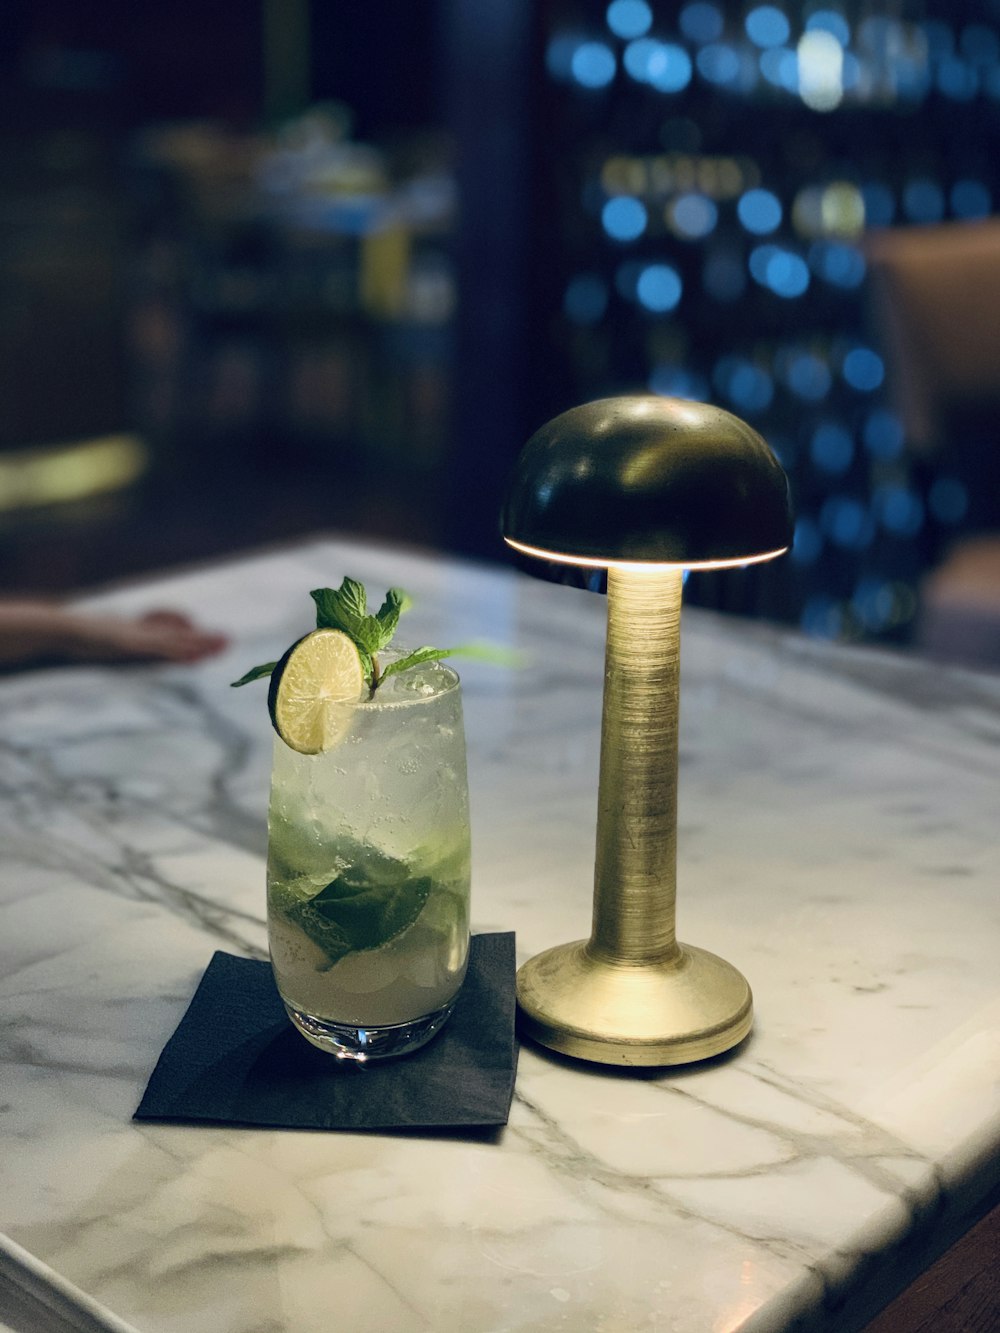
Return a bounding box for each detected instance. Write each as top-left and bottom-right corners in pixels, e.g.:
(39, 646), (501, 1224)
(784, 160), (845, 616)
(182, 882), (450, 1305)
(267, 629), (365, 754)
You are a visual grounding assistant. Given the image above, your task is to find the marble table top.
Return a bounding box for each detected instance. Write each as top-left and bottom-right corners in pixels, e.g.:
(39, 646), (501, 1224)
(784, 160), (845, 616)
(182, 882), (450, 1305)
(2, 536), (999, 1333)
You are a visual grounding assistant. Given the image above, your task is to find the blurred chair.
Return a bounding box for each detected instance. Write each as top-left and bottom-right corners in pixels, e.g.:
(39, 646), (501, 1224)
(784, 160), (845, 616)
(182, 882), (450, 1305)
(865, 219), (1000, 669)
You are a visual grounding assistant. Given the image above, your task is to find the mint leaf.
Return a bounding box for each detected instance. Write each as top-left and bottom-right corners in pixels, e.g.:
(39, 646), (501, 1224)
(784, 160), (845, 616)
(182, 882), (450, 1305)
(312, 872), (432, 945)
(231, 661), (278, 687)
(380, 645), (455, 683)
(275, 843), (433, 969)
(312, 577), (398, 658)
(380, 641), (524, 684)
(373, 587), (411, 649)
(312, 578), (368, 639)
(335, 575), (367, 617)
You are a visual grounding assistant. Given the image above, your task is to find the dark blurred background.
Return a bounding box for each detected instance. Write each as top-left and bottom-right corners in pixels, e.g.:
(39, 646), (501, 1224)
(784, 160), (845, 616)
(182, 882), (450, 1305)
(2, 0), (1000, 664)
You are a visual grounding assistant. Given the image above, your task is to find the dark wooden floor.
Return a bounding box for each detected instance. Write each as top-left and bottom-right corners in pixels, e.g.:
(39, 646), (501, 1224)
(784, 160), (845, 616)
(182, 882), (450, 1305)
(862, 1201), (1000, 1333)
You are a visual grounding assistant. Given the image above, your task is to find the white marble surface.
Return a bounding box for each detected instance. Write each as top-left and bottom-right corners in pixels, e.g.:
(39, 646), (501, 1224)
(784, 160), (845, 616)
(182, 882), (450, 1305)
(2, 535), (999, 1333)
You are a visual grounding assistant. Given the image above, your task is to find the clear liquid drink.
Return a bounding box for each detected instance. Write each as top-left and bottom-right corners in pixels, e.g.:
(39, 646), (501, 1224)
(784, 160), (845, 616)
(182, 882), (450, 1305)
(267, 659), (471, 1060)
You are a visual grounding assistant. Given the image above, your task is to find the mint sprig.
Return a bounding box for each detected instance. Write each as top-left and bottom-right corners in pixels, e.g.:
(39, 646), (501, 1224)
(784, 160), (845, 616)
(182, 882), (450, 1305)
(231, 576), (519, 694)
(311, 579), (410, 654)
(310, 578), (412, 687)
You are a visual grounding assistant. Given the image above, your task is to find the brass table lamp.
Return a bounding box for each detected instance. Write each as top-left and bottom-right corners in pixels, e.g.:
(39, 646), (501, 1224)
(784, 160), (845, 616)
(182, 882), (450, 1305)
(501, 396), (792, 1066)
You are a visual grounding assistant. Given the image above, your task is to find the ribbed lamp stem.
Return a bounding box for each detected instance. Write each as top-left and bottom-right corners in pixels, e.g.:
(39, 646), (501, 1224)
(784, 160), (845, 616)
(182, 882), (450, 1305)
(590, 566), (683, 965)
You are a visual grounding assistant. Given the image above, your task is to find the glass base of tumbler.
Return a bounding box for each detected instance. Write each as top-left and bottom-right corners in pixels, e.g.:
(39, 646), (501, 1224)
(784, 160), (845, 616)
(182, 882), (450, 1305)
(283, 999), (457, 1061)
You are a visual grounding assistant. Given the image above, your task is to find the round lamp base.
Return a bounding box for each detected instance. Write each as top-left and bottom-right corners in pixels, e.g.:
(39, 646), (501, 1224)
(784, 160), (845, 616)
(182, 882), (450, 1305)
(516, 940), (752, 1067)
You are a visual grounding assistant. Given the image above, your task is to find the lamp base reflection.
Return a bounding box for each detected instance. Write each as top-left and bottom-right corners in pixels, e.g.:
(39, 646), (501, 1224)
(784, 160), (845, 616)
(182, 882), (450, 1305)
(516, 939), (752, 1067)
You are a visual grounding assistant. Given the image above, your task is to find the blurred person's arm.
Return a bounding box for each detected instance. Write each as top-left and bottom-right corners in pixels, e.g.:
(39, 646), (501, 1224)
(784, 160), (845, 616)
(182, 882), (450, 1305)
(0, 601), (228, 668)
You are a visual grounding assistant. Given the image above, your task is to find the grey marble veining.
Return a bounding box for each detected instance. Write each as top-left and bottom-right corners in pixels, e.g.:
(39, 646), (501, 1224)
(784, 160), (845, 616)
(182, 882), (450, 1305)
(2, 536), (999, 1333)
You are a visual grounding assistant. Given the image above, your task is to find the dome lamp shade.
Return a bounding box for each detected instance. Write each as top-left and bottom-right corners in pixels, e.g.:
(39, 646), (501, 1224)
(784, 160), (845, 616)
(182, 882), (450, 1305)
(501, 395), (792, 569)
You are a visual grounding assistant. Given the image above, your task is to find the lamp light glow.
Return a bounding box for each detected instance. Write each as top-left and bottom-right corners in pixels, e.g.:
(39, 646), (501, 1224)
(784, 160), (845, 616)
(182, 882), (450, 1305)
(503, 535), (789, 572)
(501, 395), (792, 1067)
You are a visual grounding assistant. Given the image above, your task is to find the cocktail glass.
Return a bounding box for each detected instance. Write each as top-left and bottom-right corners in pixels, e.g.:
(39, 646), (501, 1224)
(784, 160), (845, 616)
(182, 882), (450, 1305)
(266, 657), (471, 1060)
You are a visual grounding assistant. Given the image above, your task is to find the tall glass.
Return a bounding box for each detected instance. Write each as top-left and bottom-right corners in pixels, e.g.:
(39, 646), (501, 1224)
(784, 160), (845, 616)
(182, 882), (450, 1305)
(266, 658), (471, 1060)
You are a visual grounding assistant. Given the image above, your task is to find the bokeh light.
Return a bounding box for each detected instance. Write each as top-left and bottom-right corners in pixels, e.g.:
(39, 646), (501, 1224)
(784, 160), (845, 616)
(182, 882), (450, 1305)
(607, 0), (653, 41)
(791, 186), (824, 237)
(936, 56), (978, 100)
(737, 187), (783, 234)
(861, 182), (895, 227)
(951, 179), (991, 219)
(746, 6), (791, 49)
(820, 182), (865, 237)
(546, 34), (581, 80)
(810, 421), (854, 472)
(571, 42), (617, 89)
(806, 10), (851, 46)
(750, 244), (810, 297)
(903, 178), (945, 224)
(636, 263), (683, 311)
(798, 30), (844, 110)
(649, 44), (695, 92)
(874, 483), (925, 536)
(810, 241), (866, 288)
(697, 44), (743, 87)
(820, 495), (874, 549)
(602, 195), (648, 241)
(842, 346), (884, 391)
(759, 46), (800, 92)
(713, 356), (774, 412)
(600, 155), (646, 195)
(791, 516), (823, 564)
(669, 193), (719, 238)
(624, 39), (693, 91)
(680, 3), (724, 44)
(623, 37), (660, 81)
(786, 351), (832, 400)
(791, 184), (866, 240)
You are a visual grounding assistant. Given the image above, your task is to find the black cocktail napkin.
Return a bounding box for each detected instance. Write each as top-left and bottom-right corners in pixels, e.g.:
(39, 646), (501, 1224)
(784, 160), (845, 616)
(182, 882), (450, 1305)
(134, 933), (517, 1134)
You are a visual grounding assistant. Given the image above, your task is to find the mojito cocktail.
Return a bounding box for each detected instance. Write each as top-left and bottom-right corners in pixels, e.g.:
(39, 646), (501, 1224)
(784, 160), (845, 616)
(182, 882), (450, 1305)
(267, 657), (471, 1060)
